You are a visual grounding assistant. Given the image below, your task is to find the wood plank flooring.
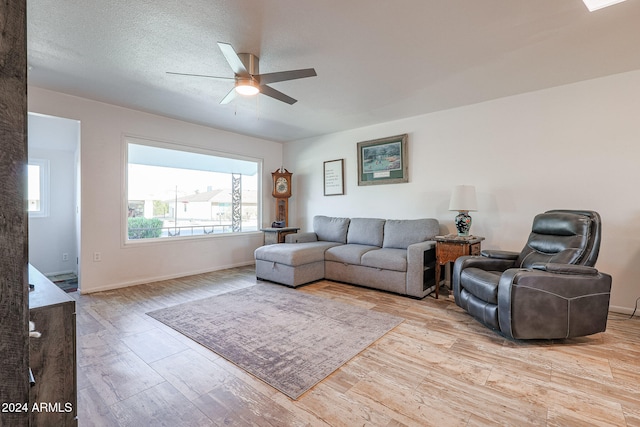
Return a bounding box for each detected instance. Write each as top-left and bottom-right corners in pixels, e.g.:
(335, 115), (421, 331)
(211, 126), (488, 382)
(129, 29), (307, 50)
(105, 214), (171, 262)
(72, 266), (640, 426)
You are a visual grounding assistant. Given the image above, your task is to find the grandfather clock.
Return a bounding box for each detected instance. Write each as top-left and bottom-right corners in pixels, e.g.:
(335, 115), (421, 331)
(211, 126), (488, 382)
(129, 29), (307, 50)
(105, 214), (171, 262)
(272, 168), (292, 226)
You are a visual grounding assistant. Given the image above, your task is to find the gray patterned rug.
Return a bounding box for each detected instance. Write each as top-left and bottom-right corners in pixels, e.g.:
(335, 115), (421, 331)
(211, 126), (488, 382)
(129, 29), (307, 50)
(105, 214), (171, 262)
(147, 283), (403, 399)
(47, 272), (78, 293)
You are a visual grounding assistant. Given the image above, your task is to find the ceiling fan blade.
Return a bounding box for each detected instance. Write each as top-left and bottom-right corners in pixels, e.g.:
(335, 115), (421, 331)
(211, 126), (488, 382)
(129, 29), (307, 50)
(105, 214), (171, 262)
(220, 87), (237, 104)
(166, 71), (234, 80)
(258, 68), (317, 85)
(217, 42), (249, 76)
(259, 85), (297, 105)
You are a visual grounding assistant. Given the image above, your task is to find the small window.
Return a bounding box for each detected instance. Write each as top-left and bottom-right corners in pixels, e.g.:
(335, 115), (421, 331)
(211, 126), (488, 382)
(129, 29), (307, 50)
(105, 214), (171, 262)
(125, 138), (261, 242)
(28, 159), (50, 217)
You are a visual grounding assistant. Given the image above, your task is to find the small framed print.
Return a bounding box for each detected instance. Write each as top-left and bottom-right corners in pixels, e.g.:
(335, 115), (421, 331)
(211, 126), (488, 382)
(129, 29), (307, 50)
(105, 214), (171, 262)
(357, 134), (408, 186)
(323, 159), (344, 196)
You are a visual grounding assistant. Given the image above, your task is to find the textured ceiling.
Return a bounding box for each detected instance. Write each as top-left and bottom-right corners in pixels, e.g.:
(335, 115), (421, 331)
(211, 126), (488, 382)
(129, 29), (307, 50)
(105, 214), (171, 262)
(27, 0), (640, 142)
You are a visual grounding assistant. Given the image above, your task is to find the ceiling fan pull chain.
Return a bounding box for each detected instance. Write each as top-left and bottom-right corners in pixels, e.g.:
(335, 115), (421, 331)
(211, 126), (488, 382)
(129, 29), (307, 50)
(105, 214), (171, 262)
(256, 93), (260, 121)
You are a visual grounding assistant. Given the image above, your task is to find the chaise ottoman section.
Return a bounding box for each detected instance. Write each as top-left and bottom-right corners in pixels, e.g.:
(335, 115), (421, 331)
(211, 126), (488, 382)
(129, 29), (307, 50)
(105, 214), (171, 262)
(255, 241), (341, 287)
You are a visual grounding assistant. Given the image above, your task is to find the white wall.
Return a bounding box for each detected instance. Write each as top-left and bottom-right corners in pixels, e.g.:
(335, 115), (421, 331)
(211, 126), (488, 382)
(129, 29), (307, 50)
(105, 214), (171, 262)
(284, 69), (640, 314)
(28, 87), (283, 293)
(28, 148), (77, 275)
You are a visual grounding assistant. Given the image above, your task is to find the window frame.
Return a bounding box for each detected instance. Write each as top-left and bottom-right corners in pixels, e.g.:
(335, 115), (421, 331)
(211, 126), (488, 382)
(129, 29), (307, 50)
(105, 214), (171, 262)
(27, 158), (50, 218)
(122, 136), (263, 246)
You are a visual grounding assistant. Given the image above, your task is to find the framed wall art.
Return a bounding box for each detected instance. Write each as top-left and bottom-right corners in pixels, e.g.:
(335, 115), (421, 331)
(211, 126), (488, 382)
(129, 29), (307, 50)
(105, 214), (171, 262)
(323, 159), (344, 196)
(357, 134), (408, 186)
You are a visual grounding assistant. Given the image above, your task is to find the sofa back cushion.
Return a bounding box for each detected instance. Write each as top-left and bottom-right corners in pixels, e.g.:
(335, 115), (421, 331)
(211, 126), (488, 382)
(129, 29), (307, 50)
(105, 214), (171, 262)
(347, 218), (385, 247)
(382, 218), (439, 249)
(313, 215), (351, 243)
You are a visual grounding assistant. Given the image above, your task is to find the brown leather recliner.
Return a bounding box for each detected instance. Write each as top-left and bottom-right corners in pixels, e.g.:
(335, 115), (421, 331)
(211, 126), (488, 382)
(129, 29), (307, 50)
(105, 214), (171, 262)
(452, 210), (611, 339)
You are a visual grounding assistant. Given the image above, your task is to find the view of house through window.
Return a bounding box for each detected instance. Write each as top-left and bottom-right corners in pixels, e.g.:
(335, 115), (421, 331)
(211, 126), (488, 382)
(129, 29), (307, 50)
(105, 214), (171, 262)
(28, 159), (50, 217)
(126, 140), (260, 241)
(28, 164), (41, 211)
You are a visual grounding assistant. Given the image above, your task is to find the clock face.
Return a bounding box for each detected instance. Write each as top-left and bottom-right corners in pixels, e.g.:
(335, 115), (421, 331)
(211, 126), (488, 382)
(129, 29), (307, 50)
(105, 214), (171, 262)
(275, 177), (289, 194)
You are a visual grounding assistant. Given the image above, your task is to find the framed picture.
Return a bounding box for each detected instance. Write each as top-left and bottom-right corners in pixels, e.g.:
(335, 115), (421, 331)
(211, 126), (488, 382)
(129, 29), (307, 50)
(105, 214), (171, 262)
(323, 159), (344, 196)
(357, 134), (408, 186)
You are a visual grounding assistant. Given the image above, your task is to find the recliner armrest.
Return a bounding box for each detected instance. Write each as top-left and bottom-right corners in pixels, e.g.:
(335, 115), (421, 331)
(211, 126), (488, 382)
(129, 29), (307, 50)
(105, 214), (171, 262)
(481, 250), (519, 260)
(497, 267), (612, 339)
(530, 262), (598, 275)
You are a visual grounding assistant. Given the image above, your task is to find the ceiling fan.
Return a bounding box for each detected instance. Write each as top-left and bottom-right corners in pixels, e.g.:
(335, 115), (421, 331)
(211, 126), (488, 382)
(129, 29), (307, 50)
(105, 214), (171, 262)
(167, 42), (317, 105)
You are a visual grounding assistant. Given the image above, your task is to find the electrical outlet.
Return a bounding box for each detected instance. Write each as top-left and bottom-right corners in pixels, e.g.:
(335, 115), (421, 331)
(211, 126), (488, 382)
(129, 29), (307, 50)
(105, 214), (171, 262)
(62, 252), (69, 261)
(93, 252), (102, 262)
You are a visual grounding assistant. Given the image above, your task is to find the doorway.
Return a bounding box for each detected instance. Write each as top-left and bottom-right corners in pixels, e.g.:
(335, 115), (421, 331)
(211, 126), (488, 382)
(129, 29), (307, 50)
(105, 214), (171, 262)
(28, 112), (81, 292)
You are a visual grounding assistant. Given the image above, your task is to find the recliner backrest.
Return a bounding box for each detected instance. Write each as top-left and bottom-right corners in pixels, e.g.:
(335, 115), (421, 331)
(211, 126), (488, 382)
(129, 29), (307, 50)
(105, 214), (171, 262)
(516, 210), (601, 268)
(545, 209), (601, 266)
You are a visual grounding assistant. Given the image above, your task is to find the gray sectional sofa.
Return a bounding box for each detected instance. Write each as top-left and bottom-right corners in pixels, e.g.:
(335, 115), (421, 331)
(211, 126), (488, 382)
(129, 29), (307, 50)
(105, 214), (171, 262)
(254, 215), (439, 298)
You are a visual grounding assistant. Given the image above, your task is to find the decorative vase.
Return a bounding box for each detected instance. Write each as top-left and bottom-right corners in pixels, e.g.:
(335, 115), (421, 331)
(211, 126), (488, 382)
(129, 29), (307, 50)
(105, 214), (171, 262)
(454, 211), (472, 236)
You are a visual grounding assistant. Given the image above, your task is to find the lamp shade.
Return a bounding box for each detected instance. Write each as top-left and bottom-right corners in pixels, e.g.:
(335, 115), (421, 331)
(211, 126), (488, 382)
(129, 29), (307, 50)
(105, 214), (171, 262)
(448, 185), (477, 212)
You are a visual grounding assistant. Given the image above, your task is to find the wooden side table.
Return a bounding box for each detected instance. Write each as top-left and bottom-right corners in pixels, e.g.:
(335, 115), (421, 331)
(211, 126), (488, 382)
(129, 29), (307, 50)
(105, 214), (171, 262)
(260, 227), (300, 245)
(434, 235), (484, 299)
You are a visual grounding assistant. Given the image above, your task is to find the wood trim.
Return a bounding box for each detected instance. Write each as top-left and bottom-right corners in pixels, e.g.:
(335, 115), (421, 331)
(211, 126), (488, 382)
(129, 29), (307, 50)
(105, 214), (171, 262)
(0, 1), (29, 425)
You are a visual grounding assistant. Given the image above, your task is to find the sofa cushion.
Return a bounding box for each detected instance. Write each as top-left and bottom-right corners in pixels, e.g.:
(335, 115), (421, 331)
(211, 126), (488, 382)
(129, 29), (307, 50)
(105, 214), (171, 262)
(254, 241), (341, 266)
(313, 215), (351, 243)
(347, 218), (385, 247)
(361, 248), (408, 272)
(325, 244), (378, 265)
(382, 218), (439, 249)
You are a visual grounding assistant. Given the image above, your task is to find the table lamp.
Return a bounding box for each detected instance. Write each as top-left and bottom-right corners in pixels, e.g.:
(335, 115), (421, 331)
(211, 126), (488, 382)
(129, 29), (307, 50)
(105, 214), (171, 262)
(449, 185), (477, 236)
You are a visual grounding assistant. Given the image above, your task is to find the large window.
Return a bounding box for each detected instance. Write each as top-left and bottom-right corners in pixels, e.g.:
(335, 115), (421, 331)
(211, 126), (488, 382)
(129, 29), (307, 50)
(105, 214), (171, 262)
(28, 159), (50, 217)
(125, 139), (260, 242)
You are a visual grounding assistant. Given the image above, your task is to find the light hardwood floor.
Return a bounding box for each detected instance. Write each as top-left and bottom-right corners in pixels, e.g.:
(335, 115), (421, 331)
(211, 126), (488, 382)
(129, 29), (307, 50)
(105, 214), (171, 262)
(72, 266), (640, 426)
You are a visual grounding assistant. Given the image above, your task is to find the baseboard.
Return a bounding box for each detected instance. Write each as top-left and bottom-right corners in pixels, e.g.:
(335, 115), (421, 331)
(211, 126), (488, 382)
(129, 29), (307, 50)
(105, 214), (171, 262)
(609, 304), (638, 316)
(80, 269), (640, 318)
(79, 261), (255, 294)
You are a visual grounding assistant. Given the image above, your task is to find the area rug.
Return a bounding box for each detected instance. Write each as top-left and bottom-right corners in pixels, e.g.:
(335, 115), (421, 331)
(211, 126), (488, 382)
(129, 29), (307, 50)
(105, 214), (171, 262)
(47, 272), (78, 293)
(146, 283), (403, 399)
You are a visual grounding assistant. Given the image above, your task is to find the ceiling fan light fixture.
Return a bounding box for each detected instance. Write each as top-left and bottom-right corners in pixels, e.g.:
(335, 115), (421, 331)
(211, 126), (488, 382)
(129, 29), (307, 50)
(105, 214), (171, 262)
(235, 79), (260, 96)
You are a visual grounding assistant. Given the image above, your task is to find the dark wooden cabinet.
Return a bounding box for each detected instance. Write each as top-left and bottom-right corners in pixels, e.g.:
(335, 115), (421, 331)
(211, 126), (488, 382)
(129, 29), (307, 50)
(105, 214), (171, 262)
(29, 265), (77, 426)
